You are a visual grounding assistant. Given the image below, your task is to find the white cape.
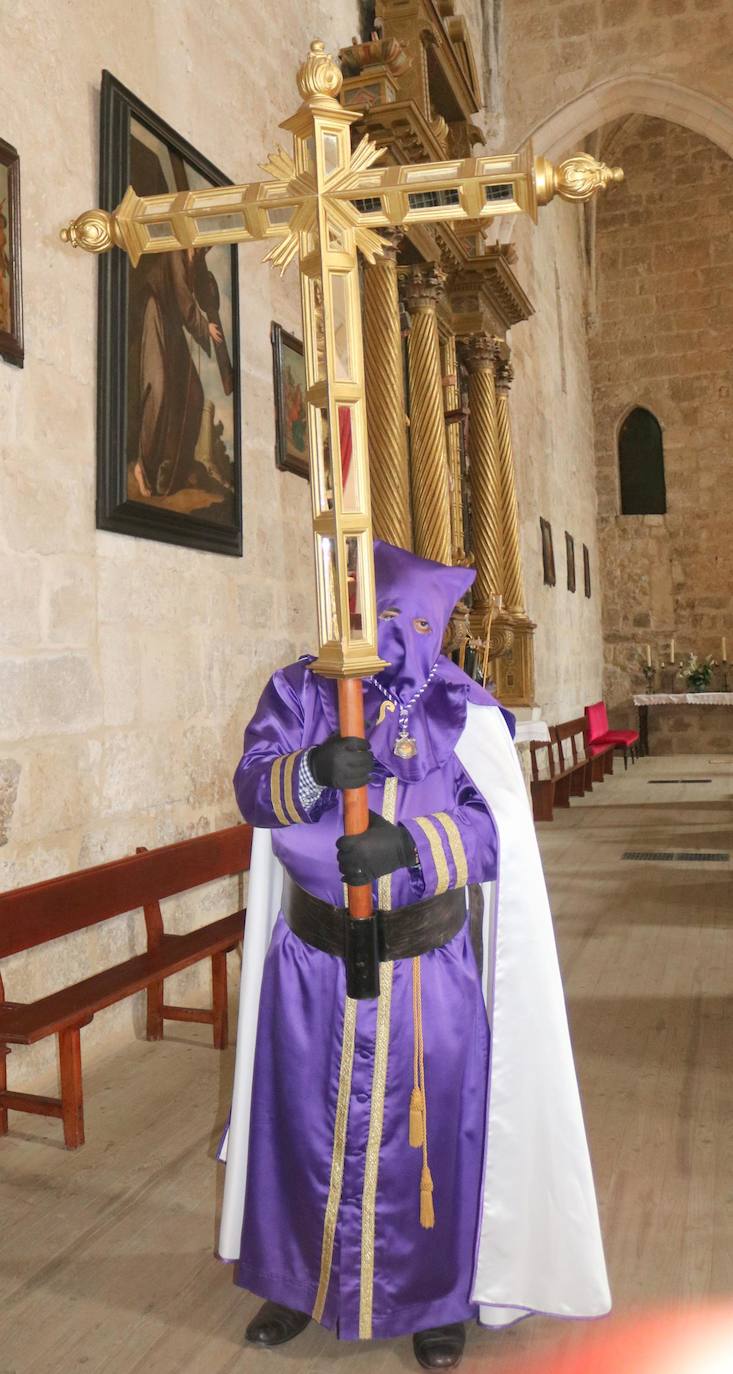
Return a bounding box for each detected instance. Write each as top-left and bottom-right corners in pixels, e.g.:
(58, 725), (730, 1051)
(218, 703), (611, 1327)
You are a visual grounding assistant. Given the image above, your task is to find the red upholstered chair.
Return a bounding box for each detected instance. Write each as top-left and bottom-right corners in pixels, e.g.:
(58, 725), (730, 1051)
(585, 701), (640, 770)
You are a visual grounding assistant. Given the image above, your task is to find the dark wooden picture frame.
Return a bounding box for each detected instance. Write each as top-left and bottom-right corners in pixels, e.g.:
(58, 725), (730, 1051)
(540, 517), (556, 587)
(97, 72), (243, 555)
(271, 322), (309, 480)
(583, 543), (591, 598)
(565, 531), (576, 593)
(0, 138), (24, 368)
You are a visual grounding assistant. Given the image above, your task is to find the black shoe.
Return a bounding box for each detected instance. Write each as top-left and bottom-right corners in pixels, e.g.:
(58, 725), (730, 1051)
(413, 1322), (466, 1370)
(245, 1300), (310, 1347)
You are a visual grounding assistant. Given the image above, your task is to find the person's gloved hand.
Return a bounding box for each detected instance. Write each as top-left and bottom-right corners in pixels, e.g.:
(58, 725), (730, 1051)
(309, 734), (375, 790)
(336, 810), (418, 886)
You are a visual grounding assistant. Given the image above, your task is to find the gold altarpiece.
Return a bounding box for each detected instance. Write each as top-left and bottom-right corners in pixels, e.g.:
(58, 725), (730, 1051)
(339, 1), (622, 706)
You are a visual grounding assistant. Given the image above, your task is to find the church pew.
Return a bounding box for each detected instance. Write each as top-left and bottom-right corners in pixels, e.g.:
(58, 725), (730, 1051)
(553, 719), (593, 797)
(0, 824), (252, 1148)
(529, 739), (556, 822)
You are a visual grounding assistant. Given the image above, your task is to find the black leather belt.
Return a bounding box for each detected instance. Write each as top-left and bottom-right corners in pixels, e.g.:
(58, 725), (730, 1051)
(282, 872), (467, 963)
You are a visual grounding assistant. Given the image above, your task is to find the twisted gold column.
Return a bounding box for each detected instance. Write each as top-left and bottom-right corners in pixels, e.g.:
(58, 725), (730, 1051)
(403, 265), (452, 565)
(493, 355), (536, 707)
(441, 332), (466, 562)
(495, 359), (526, 616)
(363, 231), (413, 549)
(463, 333), (503, 610)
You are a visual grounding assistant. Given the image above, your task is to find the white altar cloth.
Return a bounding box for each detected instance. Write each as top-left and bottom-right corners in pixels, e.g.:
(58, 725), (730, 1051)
(633, 693), (733, 706)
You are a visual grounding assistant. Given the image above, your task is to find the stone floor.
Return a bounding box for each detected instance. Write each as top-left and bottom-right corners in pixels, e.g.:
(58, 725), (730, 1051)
(1, 754), (732, 1373)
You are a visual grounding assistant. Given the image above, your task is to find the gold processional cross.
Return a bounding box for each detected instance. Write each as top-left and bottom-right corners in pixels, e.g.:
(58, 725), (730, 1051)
(62, 39), (622, 992)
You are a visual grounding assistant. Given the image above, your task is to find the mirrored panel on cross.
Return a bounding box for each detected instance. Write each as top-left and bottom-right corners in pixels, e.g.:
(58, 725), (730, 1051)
(344, 532), (370, 643)
(329, 273), (355, 382)
(313, 406), (335, 513)
(316, 532), (342, 645)
(335, 404), (362, 513)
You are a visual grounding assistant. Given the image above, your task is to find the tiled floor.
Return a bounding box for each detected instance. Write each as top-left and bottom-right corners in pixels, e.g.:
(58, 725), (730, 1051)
(1, 754), (731, 1372)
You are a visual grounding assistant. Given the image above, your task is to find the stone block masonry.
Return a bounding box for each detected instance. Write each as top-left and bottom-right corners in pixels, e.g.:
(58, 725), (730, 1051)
(588, 117), (733, 732)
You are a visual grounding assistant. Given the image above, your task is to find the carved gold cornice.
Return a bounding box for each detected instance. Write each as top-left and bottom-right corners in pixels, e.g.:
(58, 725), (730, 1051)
(450, 249), (535, 333)
(376, 0), (481, 121)
(356, 99), (448, 164)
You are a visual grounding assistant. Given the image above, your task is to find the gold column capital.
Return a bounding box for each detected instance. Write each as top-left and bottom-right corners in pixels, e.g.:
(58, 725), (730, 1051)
(402, 263), (447, 314)
(462, 331), (502, 375)
(376, 227), (406, 261)
(495, 358), (514, 396)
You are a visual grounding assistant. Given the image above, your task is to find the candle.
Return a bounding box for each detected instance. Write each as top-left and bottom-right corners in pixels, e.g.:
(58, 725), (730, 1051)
(723, 637), (727, 661)
(646, 644), (651, 667)
(670, 638), (675, 662)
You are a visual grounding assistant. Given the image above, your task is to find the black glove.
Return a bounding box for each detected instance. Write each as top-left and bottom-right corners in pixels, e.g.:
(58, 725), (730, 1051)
(309, 733), (375, 790)
(336, 810), (418, 886)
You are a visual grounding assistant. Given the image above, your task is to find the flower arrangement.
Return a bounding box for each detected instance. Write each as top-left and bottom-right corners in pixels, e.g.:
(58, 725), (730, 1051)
(677, 652), (716, 692)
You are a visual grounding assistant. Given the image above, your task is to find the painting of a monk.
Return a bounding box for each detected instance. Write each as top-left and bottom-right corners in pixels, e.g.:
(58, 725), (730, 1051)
(134, 247), (231, 499)
(126, 116), (238, 522)
(97, 74), (242, 555)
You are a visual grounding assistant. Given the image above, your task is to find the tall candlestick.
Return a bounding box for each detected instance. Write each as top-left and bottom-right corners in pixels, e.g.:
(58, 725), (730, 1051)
(723, 636), (727, 661)
(646, 644), (652, 667)
(670, 638), (675, 662)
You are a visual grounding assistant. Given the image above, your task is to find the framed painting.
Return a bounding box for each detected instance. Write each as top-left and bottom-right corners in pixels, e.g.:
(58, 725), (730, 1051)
(583, 543), (591, 598)
(565, 531), (576, 593)
(97, 72), (242, 555)
(0, 138), (23, 368)
(539, 517), (556, 587)
(272, 322), (309, 479)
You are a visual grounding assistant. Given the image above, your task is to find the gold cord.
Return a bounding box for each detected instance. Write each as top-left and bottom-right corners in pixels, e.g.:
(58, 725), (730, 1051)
(410, 955), (435, 1228)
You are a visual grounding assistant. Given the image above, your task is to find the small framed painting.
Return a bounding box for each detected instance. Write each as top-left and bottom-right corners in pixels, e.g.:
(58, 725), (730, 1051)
(540, 517), (556, 587)
(0, 138), (23, 368)
(565, 531), (576, 593)
(272, 322), (309, 479)
(583, 543), (591, 598)
(97, 72), (243, 556)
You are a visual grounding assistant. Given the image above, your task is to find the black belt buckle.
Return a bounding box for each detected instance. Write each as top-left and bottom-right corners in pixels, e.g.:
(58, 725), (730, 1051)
(344, 912), (381, 1000)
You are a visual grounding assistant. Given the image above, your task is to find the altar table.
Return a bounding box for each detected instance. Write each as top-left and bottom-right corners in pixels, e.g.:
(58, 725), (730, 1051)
(632, 693), (733, 755)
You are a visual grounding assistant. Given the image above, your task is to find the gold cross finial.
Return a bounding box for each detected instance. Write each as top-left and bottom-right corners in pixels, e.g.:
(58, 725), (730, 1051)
(297, 39), (344, 102)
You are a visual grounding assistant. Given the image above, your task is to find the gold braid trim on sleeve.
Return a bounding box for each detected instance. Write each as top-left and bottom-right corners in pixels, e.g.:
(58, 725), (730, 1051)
(433, 811), (469, 889)
(282, 750), (303, 824)
(270, 756), (288, 826)
(413, 816), (450, 895)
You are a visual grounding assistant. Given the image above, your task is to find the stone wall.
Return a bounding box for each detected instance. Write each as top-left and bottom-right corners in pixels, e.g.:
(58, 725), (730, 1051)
(508, 201), (605, 722)
(500, 0), (733, 148)
(588, 116), (733, 735)
(0, 0), (359, 1088)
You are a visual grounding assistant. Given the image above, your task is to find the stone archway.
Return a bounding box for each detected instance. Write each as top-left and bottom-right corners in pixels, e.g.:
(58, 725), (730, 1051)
(523, 74), (733, 162)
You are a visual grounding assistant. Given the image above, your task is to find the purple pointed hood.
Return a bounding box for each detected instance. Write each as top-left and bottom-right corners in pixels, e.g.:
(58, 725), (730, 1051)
(312, 541), (512, 781)
(373, 540), (476, 694)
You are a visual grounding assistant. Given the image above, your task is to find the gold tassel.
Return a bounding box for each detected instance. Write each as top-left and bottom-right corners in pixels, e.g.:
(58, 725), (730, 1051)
(409, 1086), (425, 1148)
(420, 1163), (435, 1230)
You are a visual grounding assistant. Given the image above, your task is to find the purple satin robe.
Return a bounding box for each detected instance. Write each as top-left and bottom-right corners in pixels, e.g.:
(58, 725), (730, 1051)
(231, 659), (499, 1339)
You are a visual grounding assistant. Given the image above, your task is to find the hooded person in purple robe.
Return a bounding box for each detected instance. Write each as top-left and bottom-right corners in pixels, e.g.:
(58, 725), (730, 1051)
(216, 541), (610, 1369)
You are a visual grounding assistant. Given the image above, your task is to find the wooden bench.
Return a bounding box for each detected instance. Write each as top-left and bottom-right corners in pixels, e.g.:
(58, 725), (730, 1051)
(551, 720), (593, 805)
(530, 718), (602, 822)
(0, 823), (252, 1149)
(529, 737), (556, 822)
